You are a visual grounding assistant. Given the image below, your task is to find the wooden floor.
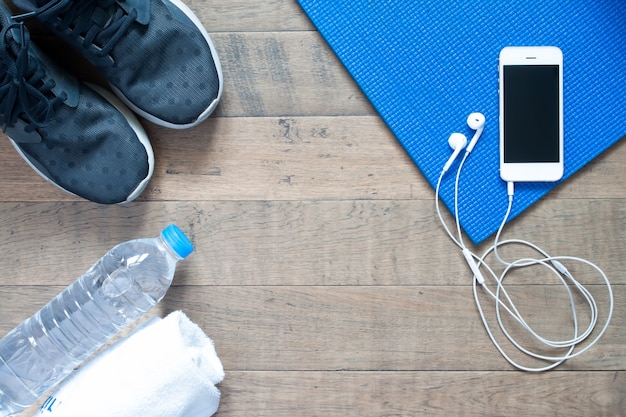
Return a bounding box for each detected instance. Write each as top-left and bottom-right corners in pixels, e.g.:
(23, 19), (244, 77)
(2, 1), (625, 415)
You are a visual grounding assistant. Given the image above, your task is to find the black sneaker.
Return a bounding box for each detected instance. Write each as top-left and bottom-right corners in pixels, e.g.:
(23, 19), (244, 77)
(13, 0), (223, 129)
(0, 3), (154, 204)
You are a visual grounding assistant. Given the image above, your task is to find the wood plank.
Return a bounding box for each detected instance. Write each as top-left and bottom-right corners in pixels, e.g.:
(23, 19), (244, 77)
(143, 116), (419, 201)
(215, 370), (626, 417)
(0, 286), (620, 372)
(0, 200), (622, 287)
(1, 117), (625, 203)
(172, 285), (621, 372)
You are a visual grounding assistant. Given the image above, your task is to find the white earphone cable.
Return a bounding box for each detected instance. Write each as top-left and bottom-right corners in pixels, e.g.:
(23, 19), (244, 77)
(435, 131), (613, 372)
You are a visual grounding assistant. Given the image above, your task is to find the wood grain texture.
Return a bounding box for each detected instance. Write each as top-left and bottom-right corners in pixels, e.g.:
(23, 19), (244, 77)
(1, 0), (625, 415)
(217, 371), (626, 417)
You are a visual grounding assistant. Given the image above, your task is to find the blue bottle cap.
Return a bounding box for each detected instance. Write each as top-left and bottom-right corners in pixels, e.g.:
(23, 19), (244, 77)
(161, 225), (194, 259)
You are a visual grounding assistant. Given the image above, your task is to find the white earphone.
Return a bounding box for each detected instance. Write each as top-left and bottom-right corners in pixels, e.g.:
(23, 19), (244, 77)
(441, 112), (485, 173)
(442, 133), (467, 173)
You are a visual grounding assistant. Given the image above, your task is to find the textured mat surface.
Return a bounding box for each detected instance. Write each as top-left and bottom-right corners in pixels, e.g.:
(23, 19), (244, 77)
(297, 0), (626, 244)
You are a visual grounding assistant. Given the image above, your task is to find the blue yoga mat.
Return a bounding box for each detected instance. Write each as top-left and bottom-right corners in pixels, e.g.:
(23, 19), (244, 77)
(297, 0), (626, 244)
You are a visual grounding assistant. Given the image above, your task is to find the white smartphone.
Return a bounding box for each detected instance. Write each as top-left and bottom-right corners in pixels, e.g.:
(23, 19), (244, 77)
(499, 46), (564, 182)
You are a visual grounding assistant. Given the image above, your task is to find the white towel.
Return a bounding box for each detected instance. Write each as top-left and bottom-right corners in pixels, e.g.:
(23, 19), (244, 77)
(34, 311), (225, 417)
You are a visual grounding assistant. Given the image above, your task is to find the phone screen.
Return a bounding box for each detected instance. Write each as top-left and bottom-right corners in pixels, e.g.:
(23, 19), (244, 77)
(503, 65), (560, 163)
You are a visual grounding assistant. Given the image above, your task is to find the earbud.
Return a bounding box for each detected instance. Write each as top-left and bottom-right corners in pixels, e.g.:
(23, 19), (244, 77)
(465, 112), (485, 153)
(443, 132), (467, 172)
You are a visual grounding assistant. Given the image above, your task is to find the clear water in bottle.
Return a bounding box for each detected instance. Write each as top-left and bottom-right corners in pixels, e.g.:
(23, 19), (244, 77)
(0, 225), (193, 416)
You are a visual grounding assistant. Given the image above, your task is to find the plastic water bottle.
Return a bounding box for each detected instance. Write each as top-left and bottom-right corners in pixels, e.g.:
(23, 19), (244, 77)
(0, 225), (194, 416)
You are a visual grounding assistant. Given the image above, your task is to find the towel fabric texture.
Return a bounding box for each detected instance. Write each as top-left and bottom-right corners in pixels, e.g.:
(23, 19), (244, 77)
(297, 0), (626, 244)
(34, 311), (224, 417)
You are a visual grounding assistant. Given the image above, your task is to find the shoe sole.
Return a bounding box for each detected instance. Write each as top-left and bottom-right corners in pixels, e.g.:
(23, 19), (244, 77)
(9, 83), (155, 204)
(109, 0), (224, 130)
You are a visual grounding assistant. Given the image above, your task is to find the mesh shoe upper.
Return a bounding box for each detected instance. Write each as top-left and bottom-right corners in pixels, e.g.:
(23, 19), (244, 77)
(0, 5), (154, 204)
(14, 0), (223, 128)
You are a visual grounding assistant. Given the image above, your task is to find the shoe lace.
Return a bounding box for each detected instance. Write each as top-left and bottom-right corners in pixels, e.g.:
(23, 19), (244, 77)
(16, 0), (136, 63)
(0, 22), (65, 132)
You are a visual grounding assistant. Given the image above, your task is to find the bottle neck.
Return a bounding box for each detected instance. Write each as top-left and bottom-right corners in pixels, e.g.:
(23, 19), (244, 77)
(159, 235), (184, 262)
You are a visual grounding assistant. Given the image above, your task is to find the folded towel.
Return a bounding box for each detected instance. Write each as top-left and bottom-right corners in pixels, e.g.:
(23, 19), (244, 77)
(34, 311), (225, 417)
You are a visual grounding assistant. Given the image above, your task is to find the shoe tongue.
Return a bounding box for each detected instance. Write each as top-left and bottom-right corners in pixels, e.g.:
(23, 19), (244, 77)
(29, 42), (81, 107)
(117, 0), (150, 25)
